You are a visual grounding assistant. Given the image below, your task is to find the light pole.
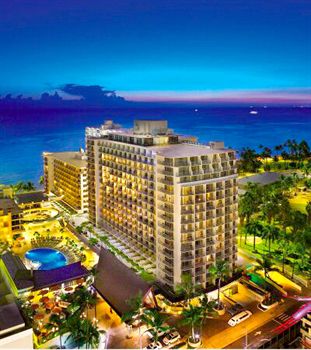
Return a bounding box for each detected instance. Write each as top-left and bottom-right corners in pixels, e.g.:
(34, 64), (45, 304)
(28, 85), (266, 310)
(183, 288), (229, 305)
(244, 326), (248, 349)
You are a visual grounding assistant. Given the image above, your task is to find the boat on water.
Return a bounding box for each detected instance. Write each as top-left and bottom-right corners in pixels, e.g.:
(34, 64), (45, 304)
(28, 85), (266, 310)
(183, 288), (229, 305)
(249, 110), (258, 115)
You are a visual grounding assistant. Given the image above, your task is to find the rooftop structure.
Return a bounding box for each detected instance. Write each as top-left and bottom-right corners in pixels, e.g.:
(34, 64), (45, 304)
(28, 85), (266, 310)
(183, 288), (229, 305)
(0, 252), (34, 296)
(87, 120), (238, 291)
(43, 151), (88, 213)
(0, 303), (25, 337)
(32, 261), (89, 290)
(0, 198), (21, 216)
(15, 191), (48, 209)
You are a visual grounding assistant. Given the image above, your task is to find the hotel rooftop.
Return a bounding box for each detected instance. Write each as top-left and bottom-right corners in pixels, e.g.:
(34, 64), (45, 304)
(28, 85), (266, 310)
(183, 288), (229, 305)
(43, 151), (87, 168)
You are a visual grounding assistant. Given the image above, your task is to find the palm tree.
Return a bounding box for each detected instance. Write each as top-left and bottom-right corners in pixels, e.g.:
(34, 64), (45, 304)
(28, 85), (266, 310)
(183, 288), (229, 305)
(141, 308), (169, 344)
(254, 254), (275, 280)
(180, 305), (204, 344)
(208, 260), (229, 310)
(289, 210), (307, 235)
(306, 201), (311, 225)
(45, 313), (66, 349)
(121, 293), (144, 348)
(238, 183), (262, 226)
(261, 224), (280, 253)
(175, 273), (202, 307)
(39, 175), (44, 186)
(66, 317), (102, 349)
(74, 286), (97, 319)
(277, 231), (292, 273)
(238, 147), (262, 173)
(199, 295), (217, 322)
(244, 220), (263, 251)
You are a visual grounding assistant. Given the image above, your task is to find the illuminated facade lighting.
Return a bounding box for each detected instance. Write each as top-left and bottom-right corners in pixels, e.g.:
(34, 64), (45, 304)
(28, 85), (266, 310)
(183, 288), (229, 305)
(86, 120), (238, 290)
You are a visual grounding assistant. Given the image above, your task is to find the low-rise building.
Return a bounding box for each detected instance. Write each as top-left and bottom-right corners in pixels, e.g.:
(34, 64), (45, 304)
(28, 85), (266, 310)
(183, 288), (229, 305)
(0, 199), (23, 239)
(15, 191), (48, 211)
(43, 151), (88, 214)
(0, 185), (13, 199)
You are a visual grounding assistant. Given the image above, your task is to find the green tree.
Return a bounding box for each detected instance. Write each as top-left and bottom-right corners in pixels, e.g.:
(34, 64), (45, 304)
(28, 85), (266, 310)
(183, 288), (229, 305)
(244, 220), (263, 251)
(276, 231), (292, 273)
(66, 317), (102, 349)
(45, 313), (66, 349)
(238, 148), (262, 173)
(289, 210), (307, 236)
(208, 260), (229, 310)
(121, 293), (144, 348)
(141, 308), (169, 344)
(175, 273), (202, 307)
(254, 254), (275, 280)
(74, 286), (97, 319)
(180, 305), (204, 344)
(199, 295), (217, 322)
(261, 224), (280, 253)
(306, 201), (311, 225)
(39, 175), (44, 186)
(238, 183), (262, 226)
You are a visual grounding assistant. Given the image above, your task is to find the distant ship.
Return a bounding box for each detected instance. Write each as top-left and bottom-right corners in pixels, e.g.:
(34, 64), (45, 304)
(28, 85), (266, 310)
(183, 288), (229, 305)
(249, 110), (258, 115)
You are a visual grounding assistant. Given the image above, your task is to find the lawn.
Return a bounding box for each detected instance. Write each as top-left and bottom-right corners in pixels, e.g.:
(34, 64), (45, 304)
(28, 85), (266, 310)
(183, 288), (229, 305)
(289, 190), (311, 213)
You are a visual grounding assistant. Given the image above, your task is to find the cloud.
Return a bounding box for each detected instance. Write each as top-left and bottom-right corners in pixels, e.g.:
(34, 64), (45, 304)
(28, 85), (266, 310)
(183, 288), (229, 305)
(59, 84), (127, 104)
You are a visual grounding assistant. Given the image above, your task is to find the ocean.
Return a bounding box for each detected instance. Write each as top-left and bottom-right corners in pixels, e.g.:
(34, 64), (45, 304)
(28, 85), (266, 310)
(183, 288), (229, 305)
(0, 107), (310, 185)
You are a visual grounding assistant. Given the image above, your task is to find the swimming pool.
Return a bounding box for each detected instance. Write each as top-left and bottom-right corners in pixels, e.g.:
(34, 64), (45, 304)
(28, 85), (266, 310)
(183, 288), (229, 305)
(25, 248), (67, 270)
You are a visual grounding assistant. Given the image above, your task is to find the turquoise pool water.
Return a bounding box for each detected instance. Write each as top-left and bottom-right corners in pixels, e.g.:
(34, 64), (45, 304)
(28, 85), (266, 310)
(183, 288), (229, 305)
(25, 248), (67, 270)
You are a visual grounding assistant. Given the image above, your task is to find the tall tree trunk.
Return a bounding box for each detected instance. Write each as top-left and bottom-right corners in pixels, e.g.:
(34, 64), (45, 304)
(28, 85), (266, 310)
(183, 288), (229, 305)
(217, 278), (221, 308)
(192, 325), (195, 341)
(282, 253), (285, 273)
(268, 238), (271, 253)
(253, 234), (256, 251)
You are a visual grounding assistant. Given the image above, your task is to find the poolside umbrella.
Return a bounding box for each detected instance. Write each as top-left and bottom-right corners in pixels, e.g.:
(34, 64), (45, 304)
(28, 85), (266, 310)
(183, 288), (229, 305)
(40, 296), (50, 303)
(64, 286), (73, 292)
(45, 302), (54, 310)
(27, 295), (34, 301)
(39, 289), (49, 295)
(31, 304), (39, 310)
(52, 307), (62, 314)
(50, 285), (60, 291)
(34, 314), (44, 321)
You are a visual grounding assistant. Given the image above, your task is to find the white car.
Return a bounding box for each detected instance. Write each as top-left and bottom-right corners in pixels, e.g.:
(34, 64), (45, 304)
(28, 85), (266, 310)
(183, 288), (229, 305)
(258, 299), (282, 312)
(228, 310), (252, 326)
(144, 341), (162, 350)
(163, 330), (181, 345)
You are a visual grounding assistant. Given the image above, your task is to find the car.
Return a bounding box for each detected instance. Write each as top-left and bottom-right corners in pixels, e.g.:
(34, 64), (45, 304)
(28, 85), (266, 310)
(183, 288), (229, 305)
(163, 330), (181, 345)
(228, 310), (252, 326)
(227, 303), (244, 316)
(258, 299), (283, 312)
(144, 341), (163, 349)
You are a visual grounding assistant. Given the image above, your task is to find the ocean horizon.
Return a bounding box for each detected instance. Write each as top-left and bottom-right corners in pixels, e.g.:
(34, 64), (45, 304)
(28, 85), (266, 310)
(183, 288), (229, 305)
(0, 106), (310, 185)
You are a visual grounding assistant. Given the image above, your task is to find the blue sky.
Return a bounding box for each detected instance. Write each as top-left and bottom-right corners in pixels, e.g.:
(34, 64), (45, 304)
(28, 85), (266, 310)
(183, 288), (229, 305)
(0, 0), (310, 102)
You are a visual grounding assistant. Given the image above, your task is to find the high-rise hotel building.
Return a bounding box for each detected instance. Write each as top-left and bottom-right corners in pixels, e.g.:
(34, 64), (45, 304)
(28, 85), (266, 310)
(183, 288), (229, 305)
(86, 120), (238, 290)
(43, 151), (88, 214)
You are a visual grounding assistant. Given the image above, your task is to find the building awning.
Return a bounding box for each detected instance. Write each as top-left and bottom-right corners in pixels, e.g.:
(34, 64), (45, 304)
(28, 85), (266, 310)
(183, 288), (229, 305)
(94, 248), (153, 316)
(33, 262), (89, 290)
